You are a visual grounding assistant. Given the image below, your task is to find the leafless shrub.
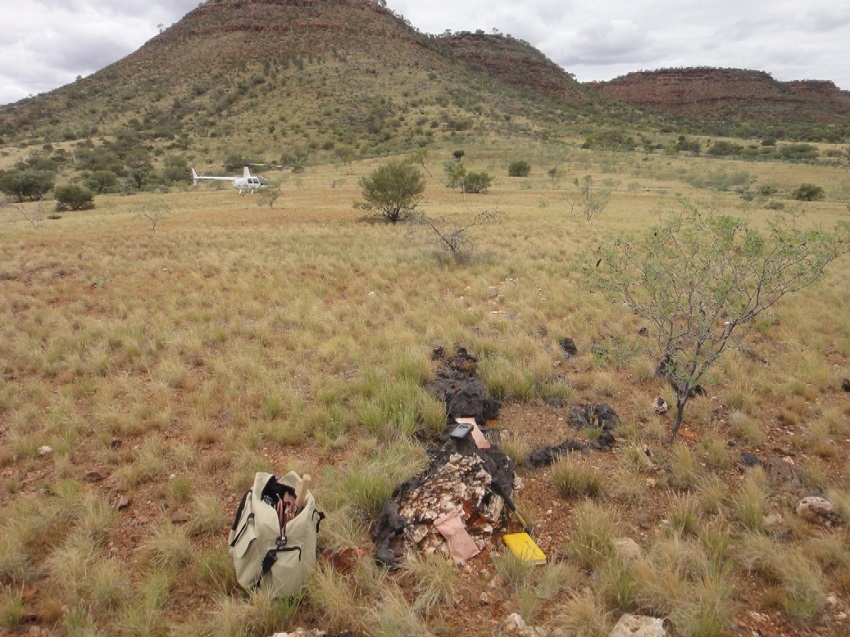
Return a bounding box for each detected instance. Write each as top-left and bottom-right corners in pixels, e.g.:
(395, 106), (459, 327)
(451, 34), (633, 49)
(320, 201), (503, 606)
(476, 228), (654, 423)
(2, 198), (46, 229)
(133, 202), (171, 233)
(408, 208), (502, 264)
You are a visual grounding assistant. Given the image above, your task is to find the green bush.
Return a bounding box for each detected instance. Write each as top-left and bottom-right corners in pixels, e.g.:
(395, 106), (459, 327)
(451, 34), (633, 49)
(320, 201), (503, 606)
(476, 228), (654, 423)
(464, 171), (493, 194)
(357, 159), (425, 223)
(707, 141), (744, 157)
(54, 185), (95, 211)
(84, 170), (120, 194)
(779, 144), (819, 161)
(508, 161), (531, 177)
(0, 169), (55, 202)
(791, 183), (825, 201)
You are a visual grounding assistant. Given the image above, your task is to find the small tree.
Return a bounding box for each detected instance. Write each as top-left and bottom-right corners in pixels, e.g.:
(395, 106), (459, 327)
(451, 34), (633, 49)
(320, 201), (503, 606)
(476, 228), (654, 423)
(357, 159), (425, 223)
(54, 185), (95, 211)
(133, 202), (171, 233)
(84, 170), (120, 194)
(445, 162), (467, 192)
(409, 209), (502, 264)
(256, 185), (282, 208)
(464, 171), (493, 194)
(2, 198), (46, 229)
(508, 160), (531, 177)
(791, 183), (825, 201)
(569, 175), (610, 220)
(0, 169), (55, 202)
(583, 204), (849, 441)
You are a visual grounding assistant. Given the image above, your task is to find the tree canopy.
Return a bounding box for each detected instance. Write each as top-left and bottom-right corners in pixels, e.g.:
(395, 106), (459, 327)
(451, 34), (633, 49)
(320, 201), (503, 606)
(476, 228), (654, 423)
(357, 159), (425, 223)
(583, 204), (849, 440)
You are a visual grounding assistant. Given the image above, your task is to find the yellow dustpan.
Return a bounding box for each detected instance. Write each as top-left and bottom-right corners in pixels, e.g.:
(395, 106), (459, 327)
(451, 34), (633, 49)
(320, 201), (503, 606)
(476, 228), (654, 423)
(491, 481), (546, 565)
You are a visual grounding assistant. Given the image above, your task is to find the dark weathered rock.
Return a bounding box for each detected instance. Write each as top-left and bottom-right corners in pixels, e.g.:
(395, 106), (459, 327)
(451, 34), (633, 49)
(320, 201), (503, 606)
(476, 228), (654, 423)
(426, 347), (500, 426)
(590, 430), (616, 452)
(527, 440), (585, 468)
(740, 452), (762, 468)
(371, 501), (408, 567)
(557, 337), (578, 357)
(568, 403), (620, 431)
(842, 378), (850, 392)
(83, 470), (106, 482)
(545, 397), (565, 408)
(567, 407), (590, 429)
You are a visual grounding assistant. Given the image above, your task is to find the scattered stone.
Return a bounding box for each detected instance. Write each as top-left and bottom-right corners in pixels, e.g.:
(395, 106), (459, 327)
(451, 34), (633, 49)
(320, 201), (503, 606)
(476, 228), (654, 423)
(431, 346), (445, 361)
(797, 496), (841, 526)
(764, 457), (802, 486)
(568, 403), (620, 432)
(170, 509), (190, 524)
(504, 612), (547, 636)
(110, 438), (122, 450)
(842, 378), (850, 392)
(653, 397), (668, 414)
(613, 537), (642, 561)
(545, 397), (565, 408)
(480, 591), (490, 604)
(83, 470), (106, 482)
(270, 629), (329, 637)
(527, 440), (585, 468)
(116, 496), (131, 510)
(557, 337), (578, 357)
(37, 445), (53, 457)
(537, 326), (548, 337)
(740, 452), (761, 467)
(610, 614), (666, 637)
(590, 430), (617, 452)
(763, 513), (789, 538)
(638, 327), (649, 336)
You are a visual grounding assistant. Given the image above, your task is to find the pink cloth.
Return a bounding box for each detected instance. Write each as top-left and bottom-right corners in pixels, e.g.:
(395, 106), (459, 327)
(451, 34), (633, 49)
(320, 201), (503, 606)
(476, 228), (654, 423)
(433, 509), (480, 563)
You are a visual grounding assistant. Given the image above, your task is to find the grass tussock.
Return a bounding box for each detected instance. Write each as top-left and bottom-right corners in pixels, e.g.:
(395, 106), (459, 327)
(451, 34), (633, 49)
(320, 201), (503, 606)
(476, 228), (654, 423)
(403, 552), (457, 616)
(551, 455), (605, 499)
(324, 438), (428, 517)
(737, 532), (827, 621)
(554, 588), (611, 637)
(567, 500), (620, 571)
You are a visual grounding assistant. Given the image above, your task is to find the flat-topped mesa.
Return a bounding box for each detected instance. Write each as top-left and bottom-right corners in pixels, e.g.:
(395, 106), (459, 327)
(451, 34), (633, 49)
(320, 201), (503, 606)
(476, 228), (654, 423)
(587, 67), (850, 123)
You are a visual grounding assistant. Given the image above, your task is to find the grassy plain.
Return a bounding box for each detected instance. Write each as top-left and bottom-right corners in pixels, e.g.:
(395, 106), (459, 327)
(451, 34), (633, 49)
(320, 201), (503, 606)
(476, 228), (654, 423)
(1, 141), (850, 636)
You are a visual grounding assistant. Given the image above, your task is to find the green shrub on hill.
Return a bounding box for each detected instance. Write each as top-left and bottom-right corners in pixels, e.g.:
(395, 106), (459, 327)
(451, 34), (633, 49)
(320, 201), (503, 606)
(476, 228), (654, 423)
(54, 185), (95, 211)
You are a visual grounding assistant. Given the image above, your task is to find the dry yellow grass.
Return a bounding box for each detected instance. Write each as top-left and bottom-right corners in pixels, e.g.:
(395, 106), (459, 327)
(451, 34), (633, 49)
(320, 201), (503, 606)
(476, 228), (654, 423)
(1, 142), (849, 635)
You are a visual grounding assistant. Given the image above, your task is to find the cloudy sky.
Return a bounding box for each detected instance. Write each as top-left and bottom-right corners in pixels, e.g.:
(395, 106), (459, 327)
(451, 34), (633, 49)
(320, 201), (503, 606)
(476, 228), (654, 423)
(2, 0), (849, 106)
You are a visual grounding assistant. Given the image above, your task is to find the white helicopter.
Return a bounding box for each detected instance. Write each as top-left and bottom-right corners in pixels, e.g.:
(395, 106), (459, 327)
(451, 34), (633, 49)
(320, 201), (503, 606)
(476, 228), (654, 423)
(191, 166), (268, 193)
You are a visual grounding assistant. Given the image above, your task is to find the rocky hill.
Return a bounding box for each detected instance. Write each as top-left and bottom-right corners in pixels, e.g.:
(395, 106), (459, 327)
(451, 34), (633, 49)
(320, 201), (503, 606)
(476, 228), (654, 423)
(586, 67), (850, 124)
(2, 2), (849, 164)
(440, 32), (591, 108)
(0, 0), (613, 164)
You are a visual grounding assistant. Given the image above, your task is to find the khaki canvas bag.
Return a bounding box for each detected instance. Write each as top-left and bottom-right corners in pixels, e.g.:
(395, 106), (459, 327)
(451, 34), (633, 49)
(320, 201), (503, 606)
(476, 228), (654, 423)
(228, 471), (322, 597)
